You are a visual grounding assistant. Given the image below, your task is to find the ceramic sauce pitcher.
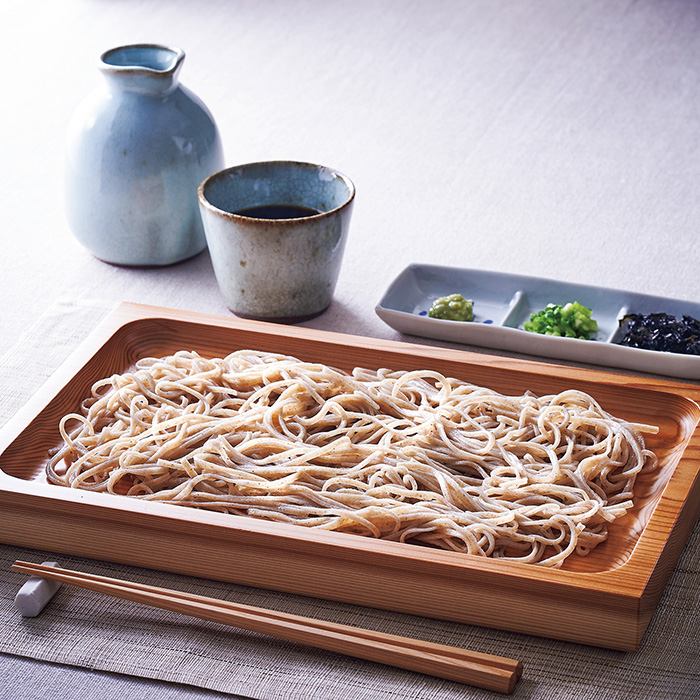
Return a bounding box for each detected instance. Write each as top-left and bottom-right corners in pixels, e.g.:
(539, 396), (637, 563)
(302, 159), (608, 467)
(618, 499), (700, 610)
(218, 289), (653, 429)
(65, 44), (225, 266)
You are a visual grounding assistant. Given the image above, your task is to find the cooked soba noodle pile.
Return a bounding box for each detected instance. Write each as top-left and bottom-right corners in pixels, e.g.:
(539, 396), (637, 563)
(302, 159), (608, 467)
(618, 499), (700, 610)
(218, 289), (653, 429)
(47, 350), (658, 567)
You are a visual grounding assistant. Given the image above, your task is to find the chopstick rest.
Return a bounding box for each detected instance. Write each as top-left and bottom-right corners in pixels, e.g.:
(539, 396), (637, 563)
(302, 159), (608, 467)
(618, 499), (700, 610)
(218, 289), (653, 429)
(14, 561), (62, 617)
(11, 560), (522, 693)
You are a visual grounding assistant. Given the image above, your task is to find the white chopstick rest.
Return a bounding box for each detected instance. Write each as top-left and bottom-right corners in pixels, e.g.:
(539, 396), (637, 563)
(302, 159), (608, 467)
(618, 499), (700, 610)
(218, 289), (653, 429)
(14, 561), (62, 617)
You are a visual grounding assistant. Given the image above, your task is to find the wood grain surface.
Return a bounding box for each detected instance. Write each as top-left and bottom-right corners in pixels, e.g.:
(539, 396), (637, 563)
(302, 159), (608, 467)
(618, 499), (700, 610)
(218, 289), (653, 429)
(1, 302), (699, 651)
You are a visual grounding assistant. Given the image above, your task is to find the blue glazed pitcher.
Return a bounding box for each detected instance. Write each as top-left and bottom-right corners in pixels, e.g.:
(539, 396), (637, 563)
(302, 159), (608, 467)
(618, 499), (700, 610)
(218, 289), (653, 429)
(65, 44), (225, 266)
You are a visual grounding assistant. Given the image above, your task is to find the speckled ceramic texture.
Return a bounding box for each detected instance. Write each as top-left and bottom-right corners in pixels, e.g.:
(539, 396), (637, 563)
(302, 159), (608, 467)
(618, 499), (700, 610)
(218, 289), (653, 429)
(198, 161), (355, 321)
(65, 44), (224, 266)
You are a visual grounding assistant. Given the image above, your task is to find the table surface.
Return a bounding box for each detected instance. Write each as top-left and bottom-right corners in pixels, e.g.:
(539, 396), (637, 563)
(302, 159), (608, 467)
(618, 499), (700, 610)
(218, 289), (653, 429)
(2, 0), (700, 698)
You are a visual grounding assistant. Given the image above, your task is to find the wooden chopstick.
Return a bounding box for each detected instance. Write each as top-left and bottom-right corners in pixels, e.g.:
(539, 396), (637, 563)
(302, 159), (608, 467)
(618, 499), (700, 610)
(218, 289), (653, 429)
(12, 560), (522, 693)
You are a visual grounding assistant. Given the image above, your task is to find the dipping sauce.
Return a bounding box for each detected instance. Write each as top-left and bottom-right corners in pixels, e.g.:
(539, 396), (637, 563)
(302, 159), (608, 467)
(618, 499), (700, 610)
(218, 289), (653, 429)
(234, 204), (321, 220)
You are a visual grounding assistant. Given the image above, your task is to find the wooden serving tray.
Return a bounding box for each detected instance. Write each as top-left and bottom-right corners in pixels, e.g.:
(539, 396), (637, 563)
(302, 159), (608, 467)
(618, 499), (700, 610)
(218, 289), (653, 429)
(1, 302), (699, 651)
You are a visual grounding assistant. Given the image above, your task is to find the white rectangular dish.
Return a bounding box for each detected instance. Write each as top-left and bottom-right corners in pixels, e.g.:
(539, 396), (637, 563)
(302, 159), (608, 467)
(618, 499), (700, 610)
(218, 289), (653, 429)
(375, 264), (700, 379)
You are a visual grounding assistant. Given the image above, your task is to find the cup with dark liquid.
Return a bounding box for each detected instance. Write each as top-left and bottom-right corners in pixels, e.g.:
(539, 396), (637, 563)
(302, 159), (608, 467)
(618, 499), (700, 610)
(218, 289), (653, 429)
(198, 161), (355, 321)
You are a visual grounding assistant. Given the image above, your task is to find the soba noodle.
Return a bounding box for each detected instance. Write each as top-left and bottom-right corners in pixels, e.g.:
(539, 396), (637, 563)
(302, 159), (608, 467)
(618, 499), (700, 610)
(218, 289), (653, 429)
(46, 350), (658, 567)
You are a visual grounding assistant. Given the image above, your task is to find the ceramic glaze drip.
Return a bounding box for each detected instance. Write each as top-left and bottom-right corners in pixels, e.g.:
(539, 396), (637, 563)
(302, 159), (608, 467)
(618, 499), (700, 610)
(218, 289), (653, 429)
(65, 43), (225, 266)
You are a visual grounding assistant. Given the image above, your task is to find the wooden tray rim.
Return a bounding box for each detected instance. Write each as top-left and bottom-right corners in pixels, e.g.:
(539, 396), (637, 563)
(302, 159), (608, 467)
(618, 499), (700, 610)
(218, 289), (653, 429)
(1, 302), (699, 597)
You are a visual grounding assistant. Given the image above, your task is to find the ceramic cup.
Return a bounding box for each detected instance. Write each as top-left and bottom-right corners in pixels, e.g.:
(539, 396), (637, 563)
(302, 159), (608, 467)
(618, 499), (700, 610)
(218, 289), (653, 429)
(198, 161), (355, 321)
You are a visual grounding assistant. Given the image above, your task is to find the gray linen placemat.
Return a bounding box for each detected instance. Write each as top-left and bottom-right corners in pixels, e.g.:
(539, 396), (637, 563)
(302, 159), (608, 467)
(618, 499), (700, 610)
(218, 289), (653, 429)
(0, 300), (699, 700)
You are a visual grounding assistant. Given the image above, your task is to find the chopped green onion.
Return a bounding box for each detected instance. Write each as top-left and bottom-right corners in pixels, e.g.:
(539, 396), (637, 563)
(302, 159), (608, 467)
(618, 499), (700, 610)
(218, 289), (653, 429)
(524, 301), (598, 340)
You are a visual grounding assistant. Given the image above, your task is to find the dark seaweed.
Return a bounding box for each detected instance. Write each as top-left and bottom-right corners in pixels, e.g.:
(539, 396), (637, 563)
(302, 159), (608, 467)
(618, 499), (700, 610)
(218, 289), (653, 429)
(617, 313), (700, 355)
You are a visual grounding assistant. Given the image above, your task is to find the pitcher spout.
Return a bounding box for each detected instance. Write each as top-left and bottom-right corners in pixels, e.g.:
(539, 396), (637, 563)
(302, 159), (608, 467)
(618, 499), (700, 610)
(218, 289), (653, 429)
(99, 44), (185, 95)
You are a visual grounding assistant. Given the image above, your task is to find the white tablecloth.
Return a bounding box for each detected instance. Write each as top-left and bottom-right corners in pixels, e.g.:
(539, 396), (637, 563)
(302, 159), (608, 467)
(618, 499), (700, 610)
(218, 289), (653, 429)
(2, 0), (700, 697)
